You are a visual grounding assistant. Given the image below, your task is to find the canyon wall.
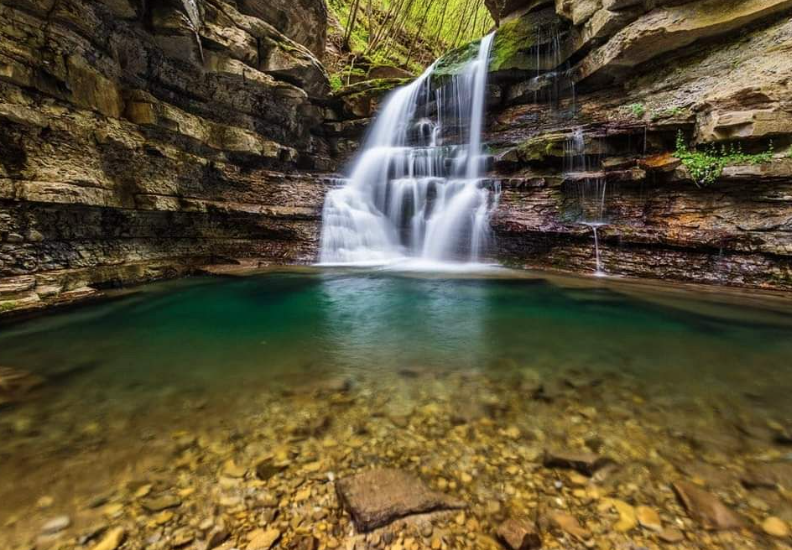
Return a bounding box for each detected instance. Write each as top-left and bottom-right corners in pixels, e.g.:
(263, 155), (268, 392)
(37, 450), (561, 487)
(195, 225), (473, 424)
(484, 0), (792, 288)
(0, 0), (362, 312)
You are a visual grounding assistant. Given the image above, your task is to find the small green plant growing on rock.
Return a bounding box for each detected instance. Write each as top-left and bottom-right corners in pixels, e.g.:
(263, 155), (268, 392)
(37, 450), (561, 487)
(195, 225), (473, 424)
(629, 103), (646, 119)
(674, 131), (774, 187)
(329, 74), (344, 92)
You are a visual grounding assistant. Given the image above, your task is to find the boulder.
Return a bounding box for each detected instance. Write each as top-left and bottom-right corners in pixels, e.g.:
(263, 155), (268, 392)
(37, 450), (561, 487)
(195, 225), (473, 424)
(335, 468), (467, 532)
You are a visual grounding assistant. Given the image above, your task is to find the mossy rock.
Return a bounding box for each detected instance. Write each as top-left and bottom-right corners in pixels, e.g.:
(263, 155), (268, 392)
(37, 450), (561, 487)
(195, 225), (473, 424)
(433, 39), (482, 79)
(489, 7), (567, 73)
(333, 77), (411, 98)
(515, 133), (568, 162)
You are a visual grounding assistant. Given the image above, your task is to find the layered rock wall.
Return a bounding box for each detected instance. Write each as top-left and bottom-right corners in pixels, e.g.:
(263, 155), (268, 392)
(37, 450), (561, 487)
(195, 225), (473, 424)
(0, 0), (349, 312)
(483, 0), (792, 288)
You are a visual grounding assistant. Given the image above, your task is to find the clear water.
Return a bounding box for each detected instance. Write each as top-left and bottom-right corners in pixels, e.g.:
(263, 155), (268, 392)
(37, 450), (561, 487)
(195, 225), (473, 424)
(1, 269), (791, 542)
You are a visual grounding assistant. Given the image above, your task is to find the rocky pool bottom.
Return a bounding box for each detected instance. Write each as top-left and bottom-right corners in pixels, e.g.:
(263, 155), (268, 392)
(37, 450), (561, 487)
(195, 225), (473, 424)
(0, 268), (791, 550)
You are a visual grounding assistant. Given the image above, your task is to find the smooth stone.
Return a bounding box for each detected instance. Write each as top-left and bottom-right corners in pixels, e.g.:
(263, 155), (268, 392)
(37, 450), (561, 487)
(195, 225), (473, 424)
(636, 505), (662, 532)
(672, 481), (744, 530)
(222, 460), (247, 478)
(335, 468), (467, 532)
(141, 494), (182, 512)
(246, 528), (281, 550)
(762, 516), (789, 538)
(657, 528), (684, 543)
(172, 528), (194, 547)
(90, 527), (126, 550)
(610, 499), (637, 532)
(496, 518), (542, 549)
(548, 511), (590, 540)
(41, 515), (71, 534)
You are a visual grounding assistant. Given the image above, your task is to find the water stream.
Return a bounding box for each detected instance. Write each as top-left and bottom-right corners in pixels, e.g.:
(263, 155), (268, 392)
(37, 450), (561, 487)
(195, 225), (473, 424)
(564, 127), (609, 275)
(319, 34), (499, 266)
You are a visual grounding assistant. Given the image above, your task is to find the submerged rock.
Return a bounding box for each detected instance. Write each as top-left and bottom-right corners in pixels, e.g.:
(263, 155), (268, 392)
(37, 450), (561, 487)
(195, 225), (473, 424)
(672, 481), (744, 531)
(542, 450), (614, 476)
(335, 468), (467, 532)
(141, 494), (182, 512)
(41, 515), (71, 534)
(496, 518), (542, 549)
(90, 527), (126, 550)
(246, 528), (281, 550)
(762, 516), (790, 538)
(546, 510), (590, 540)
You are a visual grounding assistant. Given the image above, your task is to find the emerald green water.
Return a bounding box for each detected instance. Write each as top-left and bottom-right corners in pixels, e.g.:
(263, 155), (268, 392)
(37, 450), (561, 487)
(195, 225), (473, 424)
(2, 269), (791, 395)
(1, 268), (791, 529)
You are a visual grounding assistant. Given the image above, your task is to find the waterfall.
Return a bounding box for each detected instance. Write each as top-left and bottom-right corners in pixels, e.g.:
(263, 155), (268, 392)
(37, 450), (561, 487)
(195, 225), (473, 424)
(318, 33), (498, 266)
(564, 127), (608, 275)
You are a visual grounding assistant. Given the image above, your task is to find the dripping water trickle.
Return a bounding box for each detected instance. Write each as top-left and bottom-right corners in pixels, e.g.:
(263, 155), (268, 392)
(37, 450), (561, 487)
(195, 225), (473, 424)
(564, 127), (609, 275)
(318, 34), (499, 267)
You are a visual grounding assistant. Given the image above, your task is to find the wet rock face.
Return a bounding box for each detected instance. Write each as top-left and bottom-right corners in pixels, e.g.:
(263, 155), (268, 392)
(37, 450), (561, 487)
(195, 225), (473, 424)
(0, 0), (355, 313)
(479, 0), (792, 289)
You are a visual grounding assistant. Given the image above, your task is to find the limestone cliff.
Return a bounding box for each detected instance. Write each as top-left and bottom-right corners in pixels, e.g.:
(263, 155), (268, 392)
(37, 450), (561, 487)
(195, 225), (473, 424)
(482, 0), (792, 288)
(0, 0), (356, 312)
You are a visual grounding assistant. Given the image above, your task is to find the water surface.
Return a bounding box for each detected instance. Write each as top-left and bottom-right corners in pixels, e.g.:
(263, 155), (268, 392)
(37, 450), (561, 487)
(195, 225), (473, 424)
(1, 268), (791, 546)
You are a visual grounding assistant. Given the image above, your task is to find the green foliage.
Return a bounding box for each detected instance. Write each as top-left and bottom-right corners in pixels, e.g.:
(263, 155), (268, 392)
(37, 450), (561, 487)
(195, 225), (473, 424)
(329, 74), (344, 91)
(674, 131), (774, 187)
(629, 103), (646, 119)
(327, 0), (493, 75)
(787, 145), (792, 158)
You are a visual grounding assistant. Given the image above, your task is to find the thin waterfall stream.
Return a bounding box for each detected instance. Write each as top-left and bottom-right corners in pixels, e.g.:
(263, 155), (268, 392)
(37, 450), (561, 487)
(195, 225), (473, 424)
(318, 34), (499, 266)
(564, 127), (609, 276)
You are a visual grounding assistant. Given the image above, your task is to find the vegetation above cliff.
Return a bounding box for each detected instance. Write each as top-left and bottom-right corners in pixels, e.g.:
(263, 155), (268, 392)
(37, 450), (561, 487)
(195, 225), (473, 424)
(326, 0), (493, 86)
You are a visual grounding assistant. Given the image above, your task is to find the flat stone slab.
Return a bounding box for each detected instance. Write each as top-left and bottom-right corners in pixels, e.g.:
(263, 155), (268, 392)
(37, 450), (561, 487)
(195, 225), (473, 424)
(336, 468), (467, 532)
(672, 481), (744, 531)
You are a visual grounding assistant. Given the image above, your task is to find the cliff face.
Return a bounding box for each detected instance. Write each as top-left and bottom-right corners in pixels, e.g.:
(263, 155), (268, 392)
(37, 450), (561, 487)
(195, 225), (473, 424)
(484, 0), (792, 288)
(0, 0), (355, 311)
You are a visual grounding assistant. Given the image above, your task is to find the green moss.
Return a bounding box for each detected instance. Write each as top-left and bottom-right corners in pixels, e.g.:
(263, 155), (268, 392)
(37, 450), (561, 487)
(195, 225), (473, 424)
(433, 39), (481, 78)
(628, 103), (646, 119)
(674, 131), (774, 187)
(516, 133), (567, 162)
(334, 77), (411, 99)
(489, 15), (542, 73)
(0, 301), (19, 313)
(489, 10), (560, 72)
(329, 74), (343, 91)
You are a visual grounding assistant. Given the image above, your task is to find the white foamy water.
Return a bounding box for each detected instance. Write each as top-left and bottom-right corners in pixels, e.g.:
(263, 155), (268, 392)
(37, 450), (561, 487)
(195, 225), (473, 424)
(318, 34), (499, 266)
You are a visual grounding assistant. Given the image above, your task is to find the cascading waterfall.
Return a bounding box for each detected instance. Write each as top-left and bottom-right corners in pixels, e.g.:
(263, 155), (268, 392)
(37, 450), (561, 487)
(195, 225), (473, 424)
(318, 34), (498, 266)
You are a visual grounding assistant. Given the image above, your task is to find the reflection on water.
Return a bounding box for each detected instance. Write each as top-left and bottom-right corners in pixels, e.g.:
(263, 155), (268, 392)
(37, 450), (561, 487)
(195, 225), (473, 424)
(1, 269), (791, 547)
